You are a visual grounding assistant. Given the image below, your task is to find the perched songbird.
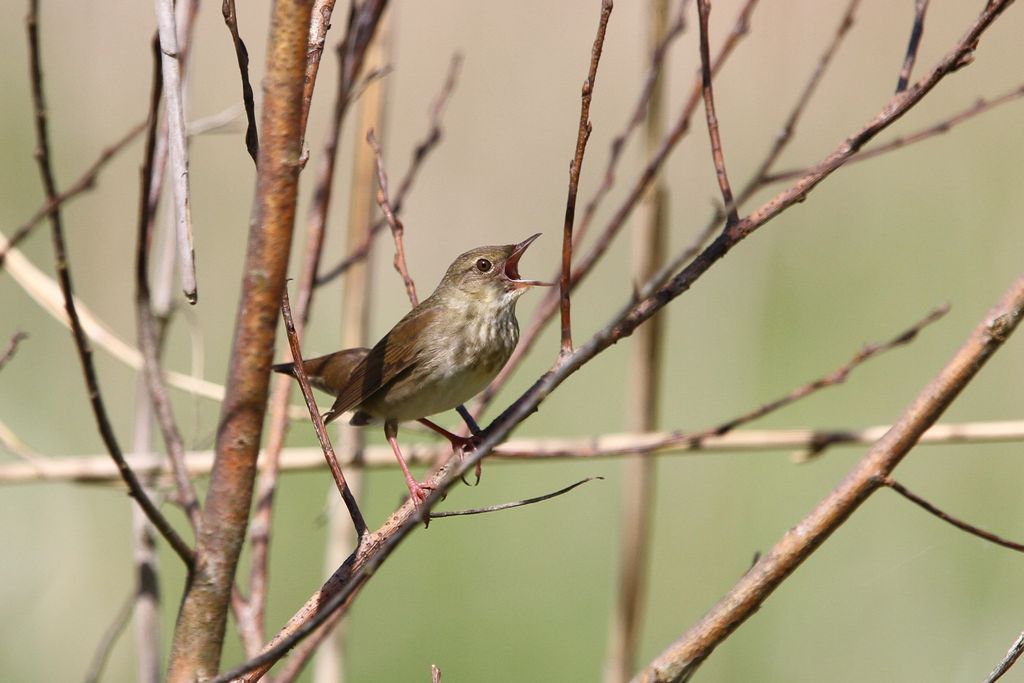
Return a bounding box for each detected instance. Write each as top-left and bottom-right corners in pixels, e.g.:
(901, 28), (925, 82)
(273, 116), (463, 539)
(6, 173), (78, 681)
(274, 234), (550, 503)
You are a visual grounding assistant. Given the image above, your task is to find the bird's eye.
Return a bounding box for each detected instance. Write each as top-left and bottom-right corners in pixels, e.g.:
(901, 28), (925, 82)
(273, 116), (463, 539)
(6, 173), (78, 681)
(475, 258), (492, 273)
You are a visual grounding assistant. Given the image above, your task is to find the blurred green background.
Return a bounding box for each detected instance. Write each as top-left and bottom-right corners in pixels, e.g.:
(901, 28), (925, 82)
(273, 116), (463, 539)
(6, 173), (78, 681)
(2, 1), (1023, 681)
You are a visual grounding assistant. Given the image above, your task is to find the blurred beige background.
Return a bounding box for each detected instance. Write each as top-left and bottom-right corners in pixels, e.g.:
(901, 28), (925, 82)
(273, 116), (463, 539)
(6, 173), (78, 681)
(2, 1), (1023, 681)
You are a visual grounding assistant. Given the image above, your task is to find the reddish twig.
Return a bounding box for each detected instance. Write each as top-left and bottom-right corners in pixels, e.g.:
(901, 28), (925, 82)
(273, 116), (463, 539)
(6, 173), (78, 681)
(559, 0), (613, 357)
(281, 288), (368, 536)
(883, 477), (1024, 553)
(25, 0), (193, 568)
(165, 0), (313, 679)
(314, 52), (462, 288)
(0, 121), (145, 269)
(633, 274), (1024, 682)
(368, 128), (418, 305)
(299, 0), (340, 142)
(221, 0), (259, 163)
(0, 331), (28, 374)
(985, 632), (1024, 683)
(696, 0), (738, 226)
(896, 0), (930, 93)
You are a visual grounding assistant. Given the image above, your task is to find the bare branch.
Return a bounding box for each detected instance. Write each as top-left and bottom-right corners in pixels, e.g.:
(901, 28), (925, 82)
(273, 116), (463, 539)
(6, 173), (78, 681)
(896, 0), (930, 93)
(984, 632), (1024, 683)
(0, 331), (28, 374)
(221, 0), (259, 163)
(696, 0), (738, 225)
(0, 122), (145, 269)
(81, 590), (135, 683)
(559, 0), (614, 357)
(281, 287), (367, 537)
(368, 128), (418, 306)
(430, 477), (602, 518)
(154, 0), (197, 303)
(883, 477), (1024, 554)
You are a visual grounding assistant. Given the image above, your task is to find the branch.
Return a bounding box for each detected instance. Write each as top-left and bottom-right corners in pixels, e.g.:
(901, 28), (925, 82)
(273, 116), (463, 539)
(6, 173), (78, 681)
(0, 331), (28, 374)
(165, 0), (313, 678)
(221, 0), (259, 163)
(25, 0), (193, 567)
(7, 419), (1024, 484)
(559, 0), (613, 356)
(632, 274), (1024, 682)
(0, 121), (145, 269)
(896, 0), (930, 93)
(281, 287), (367, 537)
(430, 477), (602, 518)
(154, 0), (197, 303)
(696, 0), (738, 225)
(883, 477), (1024, 554)
(368, 128), (418, 306)
(985, 632), (1024, 683)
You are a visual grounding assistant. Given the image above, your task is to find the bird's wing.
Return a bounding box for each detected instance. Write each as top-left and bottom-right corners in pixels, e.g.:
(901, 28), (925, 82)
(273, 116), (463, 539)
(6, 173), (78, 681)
(324, 304), (440, 422)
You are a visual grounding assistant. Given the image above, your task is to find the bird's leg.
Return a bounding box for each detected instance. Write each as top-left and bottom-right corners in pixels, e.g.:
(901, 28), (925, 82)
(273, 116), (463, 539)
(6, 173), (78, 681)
(385, 419), (433, 505)
(418, 416), (484, 485)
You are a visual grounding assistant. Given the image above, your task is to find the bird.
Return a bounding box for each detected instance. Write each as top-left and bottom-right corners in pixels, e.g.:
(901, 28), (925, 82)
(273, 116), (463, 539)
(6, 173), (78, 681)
(273, 233), (550, 504)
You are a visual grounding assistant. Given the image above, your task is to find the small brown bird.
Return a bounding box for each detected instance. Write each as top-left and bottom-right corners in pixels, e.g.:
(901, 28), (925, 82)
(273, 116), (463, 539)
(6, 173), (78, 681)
(274, 234), (550, 503)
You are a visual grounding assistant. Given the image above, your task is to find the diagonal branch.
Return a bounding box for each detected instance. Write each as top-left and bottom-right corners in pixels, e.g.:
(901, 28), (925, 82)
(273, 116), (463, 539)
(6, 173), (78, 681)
(896, 0), (930, 93)
(696, 0), (738, 225)
(368, 128), (419, 306)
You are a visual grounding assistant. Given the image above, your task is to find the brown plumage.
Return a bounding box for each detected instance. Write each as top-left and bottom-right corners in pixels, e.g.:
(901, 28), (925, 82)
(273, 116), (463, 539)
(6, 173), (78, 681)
(274, 234), (549, 503)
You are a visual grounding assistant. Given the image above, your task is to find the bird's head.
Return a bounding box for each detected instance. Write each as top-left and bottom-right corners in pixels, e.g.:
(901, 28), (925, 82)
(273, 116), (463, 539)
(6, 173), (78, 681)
(437, 233), (551, 307)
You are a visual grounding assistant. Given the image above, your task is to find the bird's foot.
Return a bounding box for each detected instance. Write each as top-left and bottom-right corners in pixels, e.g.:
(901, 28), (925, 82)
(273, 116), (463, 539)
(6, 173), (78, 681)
(405, 478), (436, 506)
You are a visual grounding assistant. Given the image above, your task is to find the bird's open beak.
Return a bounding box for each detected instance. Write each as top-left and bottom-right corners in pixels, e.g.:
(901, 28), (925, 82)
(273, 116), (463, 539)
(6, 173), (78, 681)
(504, 233), (553, 288)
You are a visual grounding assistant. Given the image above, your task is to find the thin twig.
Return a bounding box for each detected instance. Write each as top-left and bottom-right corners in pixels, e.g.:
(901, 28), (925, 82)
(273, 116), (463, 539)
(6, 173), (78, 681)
(984, 632), (1024, 683)
(696, 0), (738, 225)
(300, 0), (340, 143)
(315, 52), (462, 288)
(430, 477), (602, 518)
(883, 477), (1024, 553)
(368, 128), (418, 305)
(0, 331), (28, 373)
(81, 589), (136, 683)
(282, 288), (368, 537)
(25, 0), (193, 567)
(221, 0), (259, 163)
(764, 83), (1024, 185)
(559, 0), (613, 357)
(0, 122), (145, 268)
(896, 0), (930, 93)
(154, 0), (197, 304)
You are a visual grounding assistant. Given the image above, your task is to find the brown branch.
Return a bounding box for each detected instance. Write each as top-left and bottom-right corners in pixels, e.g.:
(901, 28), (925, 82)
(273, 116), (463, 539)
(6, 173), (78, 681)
(368, 128), (418, 306)
(985, 632), (1024, 683)
(281, 287), (367, 536)
(0, 121), (145, 269)
(25, 0), (193, 567)
(299, 0), (339, 141)
(883, 477), (1024, 553)
(165, 0), (313, 679)
(559, 0), (613, 357)
(475, 0), (759, 414)
(429, 477), (602, 518)
(0, 331), (28, 373)
(696, 0), (738, 225)
(762, 83), (1024, 185)
(896, 0), (930, 93)
(314, 53), (462, 288)
(221, 0), (259, 163)
(633, 274), (1024, 682)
